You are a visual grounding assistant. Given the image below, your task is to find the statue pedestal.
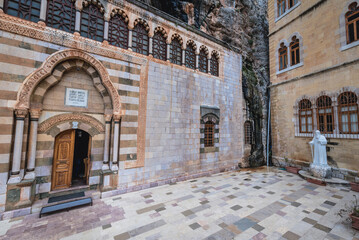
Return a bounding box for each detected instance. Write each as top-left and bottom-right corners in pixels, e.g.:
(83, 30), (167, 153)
(310, 164), (332, 179)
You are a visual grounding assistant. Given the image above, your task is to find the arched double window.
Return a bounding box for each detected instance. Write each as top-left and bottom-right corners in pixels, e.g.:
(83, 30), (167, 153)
(46, 0), (76, 33)
(198, 46), (208, 73)
(170, 35), (183, 65)
(152, 28), (167, 61)
(210, 51), (219, 76)
(5, 0), (41, 23)
(80, 3), (104, 42)
(244, 121), (253, 144)
(317, 96), (334, 134)
(108, 11), (129, 49)
(346, 2), (359, 44)
(338, 91), (358, 134)
(278, 43), (288, 70)
(132, 20), (149, 55)
(185, 40), (196, 70)
(299, 99), (313, 133)
(204, 121), (215, 147)
(290, 36), (300, 66)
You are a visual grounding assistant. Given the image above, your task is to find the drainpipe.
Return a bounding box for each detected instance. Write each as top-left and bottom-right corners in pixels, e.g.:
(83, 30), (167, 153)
(266, 89), (271, 167)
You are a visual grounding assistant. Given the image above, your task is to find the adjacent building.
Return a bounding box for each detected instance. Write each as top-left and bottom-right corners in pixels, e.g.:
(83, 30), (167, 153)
(269, 0), (359, 179)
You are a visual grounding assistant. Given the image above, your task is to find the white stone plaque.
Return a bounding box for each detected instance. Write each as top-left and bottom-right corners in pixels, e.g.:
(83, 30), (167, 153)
(65, 88), (88, 107)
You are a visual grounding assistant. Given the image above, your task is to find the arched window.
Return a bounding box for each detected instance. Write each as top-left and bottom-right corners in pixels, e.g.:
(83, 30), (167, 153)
(152, 29), (167, 61)
(170, 35), (182, 65)
(198, 46), (208, 73)
(80, 3), (104, 42)
(210, 51), (219, 76)
(108, 11), (129, 49)
(299, 99), (313, 133)
(132, 21), (149, 55)
(244, 121), (253, 144)
(290, 36), (300, 66)
(204, 121), (215, 147)
(338, 91), (358, 134)
(5, 0), (41, 23)
(185, 40), (196, 70)
(46, 0), (76, 33)
(288, 0), (298, 8)
(317, 96), (334, 134)
(278, 43), (288, 70)
(277, 0), (286, 16)
(346, 2), (359, 44)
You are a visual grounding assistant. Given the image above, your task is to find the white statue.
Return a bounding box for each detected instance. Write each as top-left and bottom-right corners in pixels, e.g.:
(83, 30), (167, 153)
(309, 130), (331, 178)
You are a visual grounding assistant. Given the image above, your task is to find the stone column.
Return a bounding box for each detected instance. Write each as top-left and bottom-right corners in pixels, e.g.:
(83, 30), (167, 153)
(195, 54), (199, 70)
(333, 99), (339, 137)
(182, 49), (186, 66)
(104, 21), (109, 42)
(128, 29), (133, 50)
(8, 109), (28, 184)
(313, 105), (318, 132)
(0, 0), (4, 10)
(166, 43), (170, 61)
(75, 10), (81, 33)
(207, 59), (211, 73)
(111, 115), (120, 171)
(149, 37), (153, 56)
(102, 114), (112, 170)
(39, 0), (47, 23)
(24, 109), (41, 180)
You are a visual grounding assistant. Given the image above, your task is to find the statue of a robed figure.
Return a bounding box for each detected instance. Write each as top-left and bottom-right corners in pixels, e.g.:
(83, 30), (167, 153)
(309, 130), (332, 178)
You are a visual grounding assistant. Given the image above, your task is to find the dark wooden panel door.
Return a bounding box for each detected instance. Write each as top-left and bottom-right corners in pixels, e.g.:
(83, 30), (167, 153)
(52, 130), (75, 190)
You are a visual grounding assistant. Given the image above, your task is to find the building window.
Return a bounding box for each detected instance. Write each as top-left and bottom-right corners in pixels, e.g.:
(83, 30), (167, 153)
(5, 0), (41, 23)
(46, 0), (76, 33)
(132, 22), (149, 55)
(346, 2), (359, 44)
(278, 43), (288, 70)
(170, 35), (182, 65)
(152, 30), (167, 61)
(288, 0), (298, 8)
(198, 46), (208, 73)
(210, 51), (219, 76)
(204, 121), (215, 147)
(277, 0), (286, 16)
(244, 121), (253, 144)
(185, 40), (196, 69)
(317, 96), (334, 134)
(338, 91), (358, 134)
(108, 12), (129, 49)
(290, 36), (300, 66)
(299, 99), (313, 133)
(80, 3), (104, 42)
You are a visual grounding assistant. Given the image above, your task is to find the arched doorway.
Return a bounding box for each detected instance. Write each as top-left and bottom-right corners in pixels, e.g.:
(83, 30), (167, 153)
(51, 129), (91, 191)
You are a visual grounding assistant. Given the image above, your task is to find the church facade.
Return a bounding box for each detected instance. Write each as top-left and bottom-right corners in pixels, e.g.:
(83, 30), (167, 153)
(269, 0), (359, 179)
(0, 0), (243, 217)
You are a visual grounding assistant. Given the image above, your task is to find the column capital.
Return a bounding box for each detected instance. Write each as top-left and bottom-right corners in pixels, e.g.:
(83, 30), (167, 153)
(104, 114), (112, 122)
(30, 109), (42, 119)
(15, 108), (28, 118)
(113, 114), (121, 121)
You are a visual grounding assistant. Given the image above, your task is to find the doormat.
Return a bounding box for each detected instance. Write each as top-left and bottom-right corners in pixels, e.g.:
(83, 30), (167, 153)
(48, 192), (85, 203)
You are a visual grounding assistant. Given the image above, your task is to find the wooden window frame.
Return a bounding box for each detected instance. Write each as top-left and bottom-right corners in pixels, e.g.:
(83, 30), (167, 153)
(346, 3), (359, 44)
(108, 14), (129, 49)
(299, 99), (313, 133)
(152, 32), (167, 61)
(46, 0), (76, 33)
(338, 91), (359, 134)
(210, 54), (219, 76)
(244, 121), (253, 144)
(278, 43), (288, 70)
(185, 43), (196, 70)
(132, 23), (149, 56)
(288, 0), (298, 9)
(204, 121), (215, 147)
(4, 0), (41, 23)
(198, 49), (208, 73)
(80, 3), (104, 42)
(277, 0), (286, 16)
(317, 96), (334, 134)
(290, 37), (300, 66)
(170, 37), (182, 65)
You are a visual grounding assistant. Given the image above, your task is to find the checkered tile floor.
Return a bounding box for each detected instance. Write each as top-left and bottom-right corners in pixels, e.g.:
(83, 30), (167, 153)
(0, 167), (358, 240)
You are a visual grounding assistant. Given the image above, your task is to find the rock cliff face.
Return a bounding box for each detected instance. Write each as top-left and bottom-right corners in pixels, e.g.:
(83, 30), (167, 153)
(147, 0), (270, 167)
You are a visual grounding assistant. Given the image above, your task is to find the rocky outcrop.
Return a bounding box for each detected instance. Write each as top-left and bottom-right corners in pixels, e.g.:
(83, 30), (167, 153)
(147, 0), (270, 167)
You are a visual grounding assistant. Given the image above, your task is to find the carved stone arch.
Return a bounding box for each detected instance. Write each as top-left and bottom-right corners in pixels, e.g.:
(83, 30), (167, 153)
(15, 49), (123, 116)
(133, 18), (150, 34)
(202, 113), (220, 124)
(110, 8), (129, 23)
(154, 26), (168, 38)
(199, 45), (209, 57)
(82, 0), (105, 13)
(170, 33), (184, 48)
(186, 39), (197, 50)
(294, 95), (313, 107)
(38, 113), (105, 136)
(211, 50), (220, 60)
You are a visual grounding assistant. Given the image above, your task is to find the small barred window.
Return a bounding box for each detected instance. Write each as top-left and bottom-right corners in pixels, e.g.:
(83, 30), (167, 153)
(198, 48), (208, 73)
(108, 14), (129, 49)
(185, 41), (196, 70)
(338, 91), (358, 134)
(204, 121), (215, 147)
(132, 23), (149, 55)
(5, 0), (41, 23)
(210, 52), (219, 76)
(46, 0), (76, 33)
(244, 121), (253, 144)
(80, 4), (104, 42)
(152, 32), (167, 61)
(317, 96), (334, 134)
(170, 37), (182, 65)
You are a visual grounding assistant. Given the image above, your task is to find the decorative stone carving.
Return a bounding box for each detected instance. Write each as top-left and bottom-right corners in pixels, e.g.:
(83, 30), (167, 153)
(29, 109), (42, 119)
(15, 109), (28, 118)
(309, 130), (332, 178)
(154, 26), (167, 38)
(15, 49), (122, 116)
(134, 18), (150, 32)
(110, 8), (129, 23)
(186, 39), (197, 50)
(199, 45), (209, 56)
(171, 33), (183, 45)
(211, 50), (220, 59)
(38, 113), (105, 133)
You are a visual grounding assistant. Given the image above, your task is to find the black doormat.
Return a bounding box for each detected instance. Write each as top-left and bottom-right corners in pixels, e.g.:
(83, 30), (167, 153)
(48, 192), (85, 203)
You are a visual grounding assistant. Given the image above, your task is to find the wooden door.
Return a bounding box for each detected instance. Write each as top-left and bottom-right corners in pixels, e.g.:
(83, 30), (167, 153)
(86, 136), (92, 185)
(52, 130), (75, 190)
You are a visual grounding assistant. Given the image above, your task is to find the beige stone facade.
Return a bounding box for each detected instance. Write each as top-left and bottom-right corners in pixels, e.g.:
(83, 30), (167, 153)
(269, 0), (359, 178)
(0, 0), (244, 217)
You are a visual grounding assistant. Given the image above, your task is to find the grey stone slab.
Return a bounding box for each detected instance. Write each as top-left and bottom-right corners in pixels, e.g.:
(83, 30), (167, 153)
(128, 219), (166, 237)
(136, 203), (165, 214)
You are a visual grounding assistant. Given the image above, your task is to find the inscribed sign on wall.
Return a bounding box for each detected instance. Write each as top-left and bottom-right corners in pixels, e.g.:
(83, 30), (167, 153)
(65, 88), (88, 107)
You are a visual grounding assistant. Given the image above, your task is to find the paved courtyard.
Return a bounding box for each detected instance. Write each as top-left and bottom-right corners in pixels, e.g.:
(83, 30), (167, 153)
(0, 167), (358, 240)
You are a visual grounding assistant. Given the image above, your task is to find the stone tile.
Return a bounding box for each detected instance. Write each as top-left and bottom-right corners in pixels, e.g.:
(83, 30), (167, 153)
(282, 231), (300, 240)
